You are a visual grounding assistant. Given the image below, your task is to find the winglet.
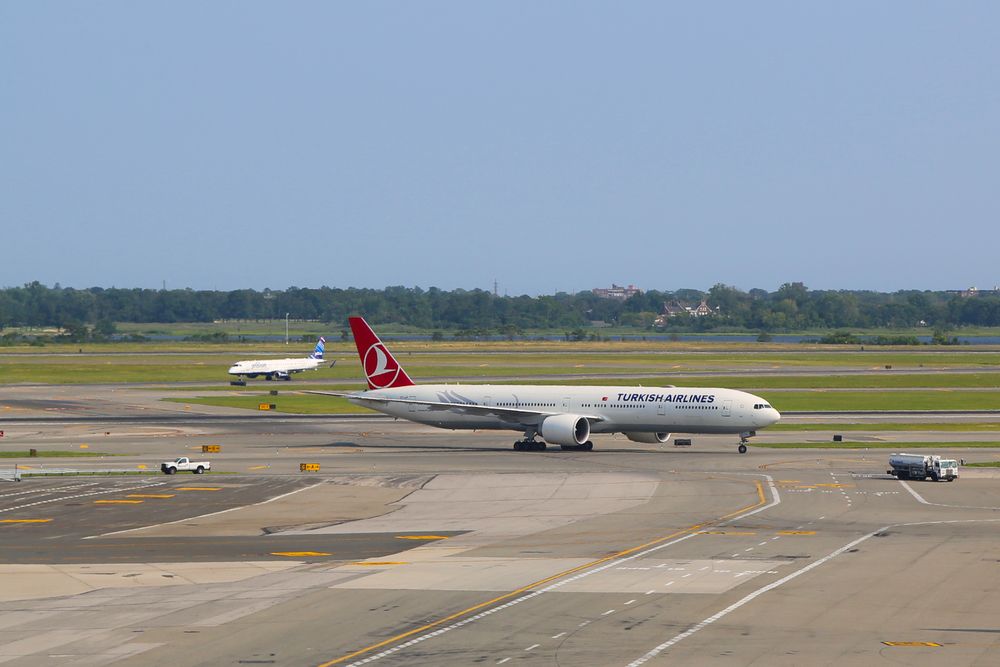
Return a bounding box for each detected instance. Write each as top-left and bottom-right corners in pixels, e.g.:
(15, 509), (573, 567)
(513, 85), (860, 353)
(348, 317), (415, 390)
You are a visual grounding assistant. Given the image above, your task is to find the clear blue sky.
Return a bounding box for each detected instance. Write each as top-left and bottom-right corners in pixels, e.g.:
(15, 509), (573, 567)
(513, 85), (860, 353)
(2, 2), (998, 296)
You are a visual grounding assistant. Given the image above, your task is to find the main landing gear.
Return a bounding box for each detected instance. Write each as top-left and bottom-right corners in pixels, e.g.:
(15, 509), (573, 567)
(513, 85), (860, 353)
(737, 430), (756, 454)
(514, 440), (546, 451)
(512, 428), (595, 452)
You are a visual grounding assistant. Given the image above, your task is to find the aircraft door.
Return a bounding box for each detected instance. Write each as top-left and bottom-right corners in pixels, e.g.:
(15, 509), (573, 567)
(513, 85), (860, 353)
(405, 396), (418, 413)
(657, 403), (665, 416)
(722, 400), (732, 417)
(562, 396), (570, 410)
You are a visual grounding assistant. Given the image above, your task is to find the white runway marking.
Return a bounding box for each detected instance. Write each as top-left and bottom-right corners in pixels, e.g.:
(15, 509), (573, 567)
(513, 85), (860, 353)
(626, 529), (883, 666)
(900, 480), (1000, 510)
(342, 474), (782, 667)
(626, 514), (1000, 666)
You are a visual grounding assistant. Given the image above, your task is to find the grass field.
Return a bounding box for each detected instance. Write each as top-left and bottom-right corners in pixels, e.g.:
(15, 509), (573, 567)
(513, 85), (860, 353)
(752, 441), (1000, 449)
(4, 346), (1000, 386)
(163, 393), (366, 414)
(3, 339), (999, 416)
(768, 423), (1000, 432)
(0, 450), (117, 458)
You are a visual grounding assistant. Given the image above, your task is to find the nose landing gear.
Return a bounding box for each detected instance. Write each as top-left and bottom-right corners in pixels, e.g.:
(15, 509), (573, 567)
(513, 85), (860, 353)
(737, 431), (756, 454)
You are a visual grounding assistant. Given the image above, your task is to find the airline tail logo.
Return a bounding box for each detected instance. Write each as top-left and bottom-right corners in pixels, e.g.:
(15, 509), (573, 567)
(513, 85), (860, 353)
(310, 337), (326, 360)
(363, 343), (402, 388)
(348, 317), (415, 390)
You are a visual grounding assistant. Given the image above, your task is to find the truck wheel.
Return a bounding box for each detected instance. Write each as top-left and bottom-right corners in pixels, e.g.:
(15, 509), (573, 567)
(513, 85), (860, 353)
(194, 466), (204, 474)
(165, 467), (176, 475)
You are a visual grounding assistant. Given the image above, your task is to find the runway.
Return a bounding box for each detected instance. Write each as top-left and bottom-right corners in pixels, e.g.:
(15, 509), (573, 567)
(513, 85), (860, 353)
(1, 389), (999, 665)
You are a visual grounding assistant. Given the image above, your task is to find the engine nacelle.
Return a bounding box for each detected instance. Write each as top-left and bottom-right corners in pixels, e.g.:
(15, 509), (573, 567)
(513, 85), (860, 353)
(540, 414), (591, 446)
(623, 432), (671, 444)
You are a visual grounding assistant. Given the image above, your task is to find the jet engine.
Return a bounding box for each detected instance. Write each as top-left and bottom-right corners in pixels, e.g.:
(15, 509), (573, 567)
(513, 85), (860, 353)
(540, 414), (591, 446)
(624, 432), (671, 444)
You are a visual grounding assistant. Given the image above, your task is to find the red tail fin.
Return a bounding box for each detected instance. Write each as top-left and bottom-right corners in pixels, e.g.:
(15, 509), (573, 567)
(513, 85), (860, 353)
(348, 317), (415, 390)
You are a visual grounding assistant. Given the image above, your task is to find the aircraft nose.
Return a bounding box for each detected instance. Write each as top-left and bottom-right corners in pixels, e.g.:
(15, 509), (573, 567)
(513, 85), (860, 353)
(770, 408), (781, 425)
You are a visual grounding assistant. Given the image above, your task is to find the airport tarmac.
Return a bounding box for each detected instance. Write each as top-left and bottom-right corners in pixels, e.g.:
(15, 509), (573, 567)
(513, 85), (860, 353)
(1, 387), (999, 665)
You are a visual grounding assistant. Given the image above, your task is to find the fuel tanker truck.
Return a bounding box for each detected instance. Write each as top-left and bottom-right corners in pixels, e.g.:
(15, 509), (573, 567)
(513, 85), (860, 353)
(887, 453), (959, 481)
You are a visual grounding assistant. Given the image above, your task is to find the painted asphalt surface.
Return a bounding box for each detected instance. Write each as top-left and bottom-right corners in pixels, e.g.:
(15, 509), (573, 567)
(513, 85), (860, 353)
(0, 388), (998, 665)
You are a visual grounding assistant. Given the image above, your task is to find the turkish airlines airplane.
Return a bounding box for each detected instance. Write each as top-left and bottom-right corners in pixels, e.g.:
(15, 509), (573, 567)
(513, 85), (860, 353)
(323, 317), (780, 453)
(228, 337), (333, 384)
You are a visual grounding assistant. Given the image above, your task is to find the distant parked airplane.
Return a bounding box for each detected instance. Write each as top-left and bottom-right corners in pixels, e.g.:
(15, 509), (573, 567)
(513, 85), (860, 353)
(228, 337), (333, 384)
(313, 317), (780, 453)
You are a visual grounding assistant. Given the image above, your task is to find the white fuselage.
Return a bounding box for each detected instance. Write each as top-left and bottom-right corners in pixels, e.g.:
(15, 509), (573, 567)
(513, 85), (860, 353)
(349, 384), (780, 435)
(228, 357), (323, 378)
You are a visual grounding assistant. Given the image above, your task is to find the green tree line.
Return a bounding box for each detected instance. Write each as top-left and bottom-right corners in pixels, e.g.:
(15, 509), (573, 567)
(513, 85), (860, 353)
(2, 281), (999, 332)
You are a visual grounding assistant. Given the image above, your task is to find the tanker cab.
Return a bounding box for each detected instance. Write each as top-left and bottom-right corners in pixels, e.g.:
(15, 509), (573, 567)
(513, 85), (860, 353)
(935, 458), (959, 481)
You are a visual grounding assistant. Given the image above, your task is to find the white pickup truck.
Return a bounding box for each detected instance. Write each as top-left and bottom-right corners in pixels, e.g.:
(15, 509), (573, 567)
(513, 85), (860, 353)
(161, 457), (210, 475)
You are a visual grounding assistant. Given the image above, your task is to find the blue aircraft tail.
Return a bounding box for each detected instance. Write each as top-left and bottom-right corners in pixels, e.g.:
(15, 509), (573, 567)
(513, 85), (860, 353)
(309, 337), (326, 359)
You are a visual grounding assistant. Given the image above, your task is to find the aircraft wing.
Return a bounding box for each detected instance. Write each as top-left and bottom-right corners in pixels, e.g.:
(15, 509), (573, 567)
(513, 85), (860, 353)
(303, 391), (606, 424)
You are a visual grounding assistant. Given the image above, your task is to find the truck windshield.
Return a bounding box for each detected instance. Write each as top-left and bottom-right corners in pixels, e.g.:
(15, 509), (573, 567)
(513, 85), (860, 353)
(940, 460), (957, 468)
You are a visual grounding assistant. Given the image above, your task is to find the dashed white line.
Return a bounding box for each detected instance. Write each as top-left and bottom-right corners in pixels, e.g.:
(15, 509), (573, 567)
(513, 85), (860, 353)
(602, 609), (616, 616)
(525, 644), (540, 651)
(551, 632), (566, 639)
(0, 482), (165, 514)
(497, 659), (511, 665)
(625, 599), (636, 605)
(90, 480), (325, 538)
(627, 528), (885, 666)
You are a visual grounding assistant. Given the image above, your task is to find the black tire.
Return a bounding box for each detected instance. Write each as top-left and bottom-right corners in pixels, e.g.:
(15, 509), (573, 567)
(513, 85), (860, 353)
(195, 466), (204, 474)
(165, 467), (176, 475)
(582, 441), (594, 451)
(738, 444), (748, 454)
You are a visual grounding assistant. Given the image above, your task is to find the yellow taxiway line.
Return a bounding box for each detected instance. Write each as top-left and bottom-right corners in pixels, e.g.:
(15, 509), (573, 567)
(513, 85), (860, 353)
(271, 551), (331, 558)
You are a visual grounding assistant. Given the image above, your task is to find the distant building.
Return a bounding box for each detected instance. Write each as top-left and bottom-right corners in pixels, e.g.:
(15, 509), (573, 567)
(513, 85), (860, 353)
(654, 299), (719, 326)
(949, 286), (1000, 298)
(592, 283), (641, 300)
